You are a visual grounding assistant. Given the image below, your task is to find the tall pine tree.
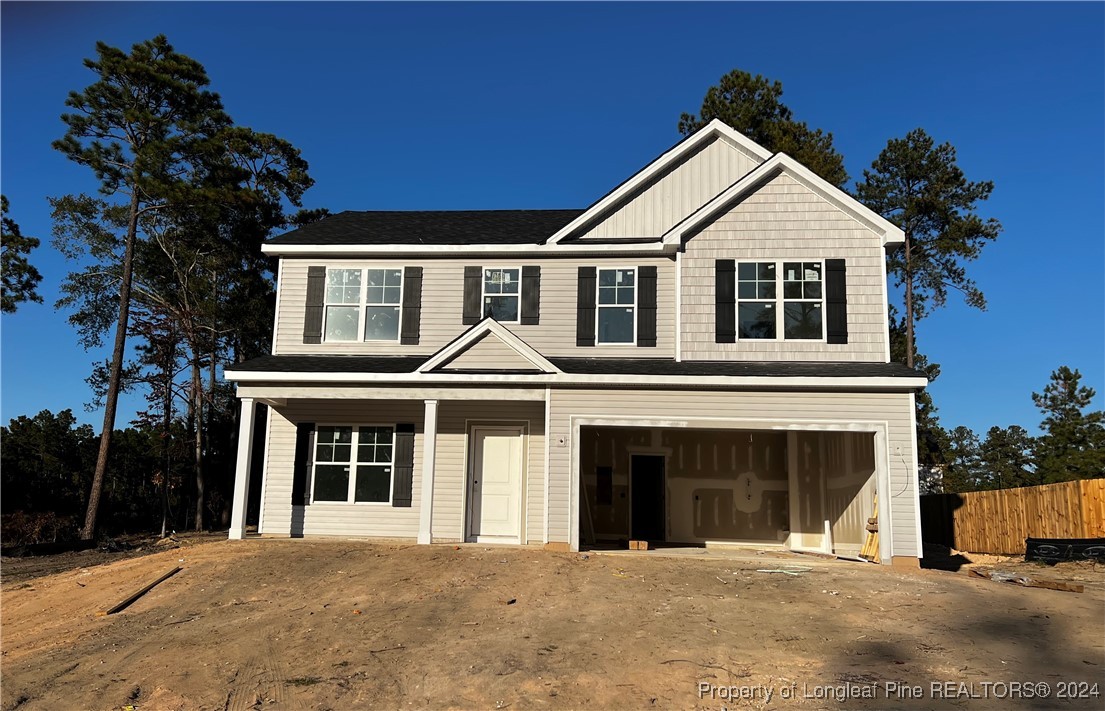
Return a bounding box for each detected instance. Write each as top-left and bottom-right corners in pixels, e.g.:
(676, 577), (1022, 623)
(53, 35), (228, 539)
(856, 129), (1001, 368)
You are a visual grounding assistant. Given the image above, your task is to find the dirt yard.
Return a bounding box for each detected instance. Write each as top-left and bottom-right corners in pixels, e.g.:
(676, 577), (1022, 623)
(2, 539), (1102, 710)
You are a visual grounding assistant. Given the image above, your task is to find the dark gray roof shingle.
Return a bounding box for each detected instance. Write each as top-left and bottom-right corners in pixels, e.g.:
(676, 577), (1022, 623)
(228, 355), (925, 381)
(267, 209), (585, 246)
(229, 355), (428, 373)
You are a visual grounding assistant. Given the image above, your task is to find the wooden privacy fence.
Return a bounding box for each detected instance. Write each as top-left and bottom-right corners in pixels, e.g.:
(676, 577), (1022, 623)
(920, 479), (1105, 555)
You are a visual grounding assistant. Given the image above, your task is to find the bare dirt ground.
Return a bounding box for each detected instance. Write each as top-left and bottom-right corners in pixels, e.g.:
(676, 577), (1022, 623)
(2, 539), (1102, 711)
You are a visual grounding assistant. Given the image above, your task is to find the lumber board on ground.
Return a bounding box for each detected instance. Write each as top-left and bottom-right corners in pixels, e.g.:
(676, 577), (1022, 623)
(98, 566), (182, 615)
(968, 567), (1083, 594)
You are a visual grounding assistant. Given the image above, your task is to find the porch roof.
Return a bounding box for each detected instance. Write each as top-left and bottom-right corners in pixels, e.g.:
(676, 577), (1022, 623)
(228, 354), (924, 380)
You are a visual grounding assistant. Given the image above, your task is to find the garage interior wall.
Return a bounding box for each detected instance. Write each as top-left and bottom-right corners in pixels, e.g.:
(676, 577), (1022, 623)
(579, 426), (876, 553)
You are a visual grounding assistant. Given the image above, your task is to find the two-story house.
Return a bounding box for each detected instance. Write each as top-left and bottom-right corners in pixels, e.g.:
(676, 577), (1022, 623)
(225, 119), (928, 568)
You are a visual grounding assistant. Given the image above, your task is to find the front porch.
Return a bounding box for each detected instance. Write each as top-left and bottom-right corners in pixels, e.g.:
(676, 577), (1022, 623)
(228, 388), (547, 547)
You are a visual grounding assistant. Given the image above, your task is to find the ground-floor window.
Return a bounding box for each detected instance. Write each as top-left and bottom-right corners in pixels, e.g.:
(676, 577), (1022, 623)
(312, 425), (395, 503)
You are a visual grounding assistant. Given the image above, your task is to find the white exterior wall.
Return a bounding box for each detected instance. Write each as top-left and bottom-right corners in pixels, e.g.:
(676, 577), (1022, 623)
(681, 172), (889, 362)
(546, 388), (920, 558)
(274, 256), (676, 359)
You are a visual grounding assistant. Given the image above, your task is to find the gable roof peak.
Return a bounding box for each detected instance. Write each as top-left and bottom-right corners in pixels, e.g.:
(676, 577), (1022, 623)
(418, 318), (560, 374)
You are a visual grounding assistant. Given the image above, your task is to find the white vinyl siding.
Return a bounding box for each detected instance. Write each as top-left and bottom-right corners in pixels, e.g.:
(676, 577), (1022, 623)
(439, 334), (542, 371)
(681, 172), (888, 361)
(572, 134), (765, 240)
(545, 388), (920, 558)
(431, 400), (545, 544)
(275, 257), (676, 358)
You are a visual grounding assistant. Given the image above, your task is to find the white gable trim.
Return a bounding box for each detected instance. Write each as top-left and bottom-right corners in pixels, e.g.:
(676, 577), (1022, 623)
(547, 119), (773, 245)
(417, 318), (561, 374)
(661, 153), (905, 246)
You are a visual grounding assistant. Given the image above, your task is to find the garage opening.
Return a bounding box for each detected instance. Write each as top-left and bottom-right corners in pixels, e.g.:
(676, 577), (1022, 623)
(578, 426), (877, 556)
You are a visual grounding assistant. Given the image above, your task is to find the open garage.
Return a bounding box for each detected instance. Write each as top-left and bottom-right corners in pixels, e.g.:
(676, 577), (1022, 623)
(578, 425), (879, 557)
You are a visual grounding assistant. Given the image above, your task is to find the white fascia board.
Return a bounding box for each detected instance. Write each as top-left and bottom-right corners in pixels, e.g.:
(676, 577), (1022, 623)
(418, 318), (561, 374)
(546, 119), (772, 245)
(661, 153), (905, 247)
(224, 369), (929, 390)
(261, 242), (676, 256)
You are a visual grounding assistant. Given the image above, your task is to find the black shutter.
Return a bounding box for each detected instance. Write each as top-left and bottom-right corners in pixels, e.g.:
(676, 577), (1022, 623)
(303, 266), (326, 344)
(392, 423), (415, 507)
(520, 266), (541, 325)
(463, 266), (482, 324)
(576, 267), (597, 347)
(636, 265), (657, 347)
(400, 266), (423, 345)
(825, 258), (848, 344)
(715, 259), (736, 343)
(292, 423), (315, 506)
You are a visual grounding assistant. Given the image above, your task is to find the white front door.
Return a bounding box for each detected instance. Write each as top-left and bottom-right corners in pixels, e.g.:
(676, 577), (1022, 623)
(469, 426), (524, 542)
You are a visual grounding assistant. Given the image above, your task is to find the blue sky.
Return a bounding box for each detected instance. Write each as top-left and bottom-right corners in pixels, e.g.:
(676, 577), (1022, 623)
(2, 2), (1103, 439)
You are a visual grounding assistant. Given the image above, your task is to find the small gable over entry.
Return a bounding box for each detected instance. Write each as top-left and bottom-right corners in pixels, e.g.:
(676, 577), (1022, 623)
(420, 319), (559, 374)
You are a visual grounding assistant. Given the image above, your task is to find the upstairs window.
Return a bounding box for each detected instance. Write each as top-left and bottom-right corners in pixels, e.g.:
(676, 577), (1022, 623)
(323, 267), (403, 342)
(312, 425), (395, 504)
(483, 268), (520, 322)
(737, 262), (777, 339)
(736, 261), (823, 340)
(325, 269), (362, 342)
(597, 268), (635, 344)
(782, 262), (823, 339)
(365, 269), (403, 341)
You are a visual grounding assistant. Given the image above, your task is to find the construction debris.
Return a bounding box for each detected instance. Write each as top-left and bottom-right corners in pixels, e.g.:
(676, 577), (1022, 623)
(98, 566), (182, 615)
(755, 567), (811, 576)
(859, 494), (879, 562)
(968, 567), (1084, 594)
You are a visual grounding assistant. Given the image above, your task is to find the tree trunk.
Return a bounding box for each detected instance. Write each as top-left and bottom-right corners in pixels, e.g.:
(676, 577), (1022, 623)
(903, 230), (915, 369)
(160, 358), (173, 539)
(192, 357), (206, 530)
(81, 190), (141, 541)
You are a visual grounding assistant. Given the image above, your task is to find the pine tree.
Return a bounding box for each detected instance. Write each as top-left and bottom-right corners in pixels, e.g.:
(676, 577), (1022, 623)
(1, 196), (44, 313)
(1032, 367), (1105, 482)
(856, 129), (1001, 368)
(53, 35), (228, 539)
(679, 69), (848, 187)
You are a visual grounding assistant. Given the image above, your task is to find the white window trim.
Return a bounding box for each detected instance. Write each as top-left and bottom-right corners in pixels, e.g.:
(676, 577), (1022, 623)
(735, 260), (826, 343)
(322, 267), (404, 344)
(480, 266), (522, 324)
(310, 423), (396, 505)
(595, 266), (637, 346)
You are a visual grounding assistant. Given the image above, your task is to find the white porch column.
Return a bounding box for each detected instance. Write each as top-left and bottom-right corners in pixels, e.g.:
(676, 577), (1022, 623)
(229, 397), (256, 540)
(417, 399), (439, 545)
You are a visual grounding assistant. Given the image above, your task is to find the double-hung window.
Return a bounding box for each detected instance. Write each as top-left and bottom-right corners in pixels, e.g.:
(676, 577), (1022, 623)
(597, 268), (636, 344)
(312, 425), (395, 503)
(364, 269), (403, 341)
(323, 268), (403, 342)
(781, 262), (823, 339)
(736, 261), (823, 340)
(482, 268), (520, 322)
(324, 269), (362, 342)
